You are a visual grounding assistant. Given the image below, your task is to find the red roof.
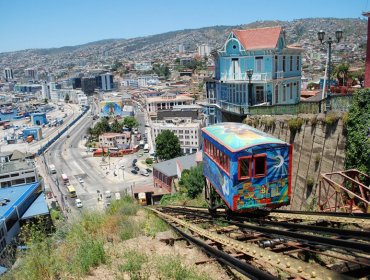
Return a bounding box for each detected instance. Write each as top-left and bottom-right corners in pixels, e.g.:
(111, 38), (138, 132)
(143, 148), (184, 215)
(233, 26), (282, 50)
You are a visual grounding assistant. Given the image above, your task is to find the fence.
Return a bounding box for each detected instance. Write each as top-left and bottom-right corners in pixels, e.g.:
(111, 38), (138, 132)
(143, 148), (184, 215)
(248, 94), (352, 116)
(37, 106), (90, 156)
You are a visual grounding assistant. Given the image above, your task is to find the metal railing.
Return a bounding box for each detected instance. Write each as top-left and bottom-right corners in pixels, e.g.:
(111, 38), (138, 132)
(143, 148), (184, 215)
(220, 72), (272, 82)
(218, 100), (249, 115)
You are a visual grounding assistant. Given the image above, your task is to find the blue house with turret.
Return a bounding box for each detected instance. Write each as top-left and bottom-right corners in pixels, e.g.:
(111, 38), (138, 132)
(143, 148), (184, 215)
(205, 26), (303, 124)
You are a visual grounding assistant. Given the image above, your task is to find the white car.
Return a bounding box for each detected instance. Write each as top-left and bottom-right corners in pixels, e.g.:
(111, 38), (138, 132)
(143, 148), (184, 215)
(78, 178), (84, 183)
(75, 198), (83, 208)
(105, 190), (112, 198)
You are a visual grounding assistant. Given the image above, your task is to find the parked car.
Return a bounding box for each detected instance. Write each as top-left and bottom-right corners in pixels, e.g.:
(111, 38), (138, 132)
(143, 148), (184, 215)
(78, 178), (84, 183)
(131, 169), (138, 174)
(145, 168), (152, 173)
(75, 199), (83, 208)
(132, 159), (138, 164)
(134, 166), (140, 171)
(140, 170), (149, 177)
(105, 190), (112, 198)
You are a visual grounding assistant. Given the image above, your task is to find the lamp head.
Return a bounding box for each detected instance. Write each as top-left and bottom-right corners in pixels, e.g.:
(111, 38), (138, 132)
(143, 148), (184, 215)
(318, 30), (325, 43)
(246, 69), (253, 79)
(335, 30), (343, 43)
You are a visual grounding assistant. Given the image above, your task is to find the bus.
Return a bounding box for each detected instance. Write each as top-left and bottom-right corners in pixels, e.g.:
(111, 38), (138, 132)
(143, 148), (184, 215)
(49, 164), (56, 174)
(67, 185), (77, 198)
(143, 144), (149, 153)
(61, 174), (69, 185)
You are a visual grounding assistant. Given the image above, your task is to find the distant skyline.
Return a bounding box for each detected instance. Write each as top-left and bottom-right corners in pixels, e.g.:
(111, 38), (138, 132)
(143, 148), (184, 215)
(0, 0), (368, 53)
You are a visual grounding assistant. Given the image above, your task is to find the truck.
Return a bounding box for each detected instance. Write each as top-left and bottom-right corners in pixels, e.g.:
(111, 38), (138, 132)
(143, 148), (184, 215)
(49, 164), (57, 174)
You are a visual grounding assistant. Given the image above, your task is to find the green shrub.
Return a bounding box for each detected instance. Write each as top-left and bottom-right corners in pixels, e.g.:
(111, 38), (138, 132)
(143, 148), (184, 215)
(108, 196), (139, 216)
(157, 256), (208, 280)
(324, 112), (340, 126)
(288, 118), (304, 133)
(120, 217), (143, 241)
(342, 112), (349, 127)
(145, 157), (153, 165)
(306, 177), (314, 189)
(119, 250), (149, 278)
(72, 238), (106, 275)
(314, 154), (321, 164)
(143, 211), (169, 237)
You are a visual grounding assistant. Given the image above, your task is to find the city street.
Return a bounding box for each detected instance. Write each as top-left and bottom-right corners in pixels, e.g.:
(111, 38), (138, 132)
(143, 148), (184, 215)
(40, 103), (153, 213)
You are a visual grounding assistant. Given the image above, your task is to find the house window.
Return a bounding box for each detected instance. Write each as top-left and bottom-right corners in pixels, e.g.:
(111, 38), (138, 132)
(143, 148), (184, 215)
(238, 157), (251, 180)
(290, 83), (293, 99)
(254, 155), (266, 178)
(296, 56), (300, 71)
(204, 139), (230, 174)
(275, 85), (279, 104)
(255, 86), (264, 104)
(274, 56), (278, 72)
(282, 56), (286, 72)
(255, 57), (263, 73)
(283, 85), (286, 102)
(290, 56), (293, 71)
(231, 58), (239, 79)
(296, 81), (300, 97)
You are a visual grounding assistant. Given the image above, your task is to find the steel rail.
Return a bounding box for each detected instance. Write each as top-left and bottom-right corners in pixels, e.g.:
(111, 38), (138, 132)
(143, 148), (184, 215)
(165, 206), (370, 241)
(167, 222), (278, 280)
(151, 208), (354, 280)
(163, 207), (370, 254)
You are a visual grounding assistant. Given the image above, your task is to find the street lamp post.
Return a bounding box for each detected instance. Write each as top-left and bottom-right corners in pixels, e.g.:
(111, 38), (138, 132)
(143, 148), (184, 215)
(246, 69), (253, 106)
(318, 29), (343, 112)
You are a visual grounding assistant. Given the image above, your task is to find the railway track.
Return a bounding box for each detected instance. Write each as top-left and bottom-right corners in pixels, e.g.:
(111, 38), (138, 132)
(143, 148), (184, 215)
(151, 206), (370, 279)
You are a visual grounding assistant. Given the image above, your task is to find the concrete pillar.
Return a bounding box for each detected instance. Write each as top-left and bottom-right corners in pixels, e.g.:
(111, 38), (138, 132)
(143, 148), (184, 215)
(363, 12), (370, 87)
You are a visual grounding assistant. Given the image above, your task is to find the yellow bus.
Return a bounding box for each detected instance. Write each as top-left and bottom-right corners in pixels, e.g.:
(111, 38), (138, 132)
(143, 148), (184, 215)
(67, 185), (77, 198)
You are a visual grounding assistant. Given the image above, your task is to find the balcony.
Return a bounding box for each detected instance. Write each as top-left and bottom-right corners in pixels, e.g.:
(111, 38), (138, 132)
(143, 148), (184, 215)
(218, 100), (249, 115)
(220, 72), (272, 82)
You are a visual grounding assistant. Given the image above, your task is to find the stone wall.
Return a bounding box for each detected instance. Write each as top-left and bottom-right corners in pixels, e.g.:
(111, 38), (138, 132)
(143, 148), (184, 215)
(251, 115), (346, 210)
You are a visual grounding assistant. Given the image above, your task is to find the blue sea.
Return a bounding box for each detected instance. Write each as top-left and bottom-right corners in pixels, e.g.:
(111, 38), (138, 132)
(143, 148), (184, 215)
(0, 109), (19, 121)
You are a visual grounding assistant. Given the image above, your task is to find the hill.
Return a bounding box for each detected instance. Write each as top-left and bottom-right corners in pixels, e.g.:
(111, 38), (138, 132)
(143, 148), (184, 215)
(0, 18), (366, 68)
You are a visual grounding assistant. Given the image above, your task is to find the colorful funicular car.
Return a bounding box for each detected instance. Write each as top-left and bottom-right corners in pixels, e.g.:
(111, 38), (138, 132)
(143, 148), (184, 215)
(202, 122), (292, 214)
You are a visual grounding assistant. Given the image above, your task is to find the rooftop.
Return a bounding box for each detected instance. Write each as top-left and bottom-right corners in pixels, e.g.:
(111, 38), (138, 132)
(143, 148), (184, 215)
(146, 94), (194, 103)
(0, 182), (40, 219)
(202, 122), (287, 152)
(153, 154), (197, 177)
(232, 26), (282, 50)
(0, 160), (36, 174)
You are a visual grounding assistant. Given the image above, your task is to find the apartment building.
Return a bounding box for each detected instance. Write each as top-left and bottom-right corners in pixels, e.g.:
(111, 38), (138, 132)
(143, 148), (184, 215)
(0, 159), (38, 188)
(98, 132), (131, 149)
(146, 93), (194, 118)
(152, 116), (201, 154)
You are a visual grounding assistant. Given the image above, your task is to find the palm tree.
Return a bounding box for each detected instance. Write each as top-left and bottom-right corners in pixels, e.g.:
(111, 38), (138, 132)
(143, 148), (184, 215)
(333, 63), (349, 86)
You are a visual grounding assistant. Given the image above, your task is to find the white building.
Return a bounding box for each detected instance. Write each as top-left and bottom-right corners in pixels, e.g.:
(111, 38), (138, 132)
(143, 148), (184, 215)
(178, 44), (185, 53)
(101, 73), (113, 91)
(41, 81), (50, 100)
(3, 68), (13, 81)
(198, 44), (210, 57)
(146, 93), (194, 118)
(99, 132), (131, 149)
(0, 153), (38, 188)
(134, 62), (152, 71)
(77, 93), (88, 107)
(152, 117), (202, 154)
(138, 75), (159, 87)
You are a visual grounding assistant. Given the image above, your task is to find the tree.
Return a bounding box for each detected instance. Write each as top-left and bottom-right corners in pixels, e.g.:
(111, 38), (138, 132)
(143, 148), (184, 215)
(155, 130), (182, 161)
(64, 93), (70, 103)
(43, 98), (48, 104)
(94, 118), (110, 136)
(333, 63), (349, 86)
(110, 119), (123, 133)
(121, 116), (138, 130)
(345, 89), (370, 178)
(179, 164), (204, 199)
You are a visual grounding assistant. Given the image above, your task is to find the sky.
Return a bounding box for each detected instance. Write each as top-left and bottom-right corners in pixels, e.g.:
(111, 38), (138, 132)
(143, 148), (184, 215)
(0, 0), (368, 53)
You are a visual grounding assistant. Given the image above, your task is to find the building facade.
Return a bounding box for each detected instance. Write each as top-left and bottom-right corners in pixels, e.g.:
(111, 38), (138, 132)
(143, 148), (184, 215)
(3, 68), (13, 82)
(204, 26), (302, 123)
(99, 132), (131, 149)
(81, 77), (96, 95)
(0, 160), (38, 188)
(146, 93), (194, 119)
(152, 117), (202, 154)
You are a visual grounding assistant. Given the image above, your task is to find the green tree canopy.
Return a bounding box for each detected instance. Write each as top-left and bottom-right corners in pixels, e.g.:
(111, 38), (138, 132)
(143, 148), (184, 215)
(64, 93), (70, 103)
(121, 116), (139, 130)
(94, 118), (110, 135)
(155, 130), (182, 161)
(179, 163), (204, 199)
(110, 119), (123, 133)
(345, 89), (370, 177)
(333, 63), (349, 86)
